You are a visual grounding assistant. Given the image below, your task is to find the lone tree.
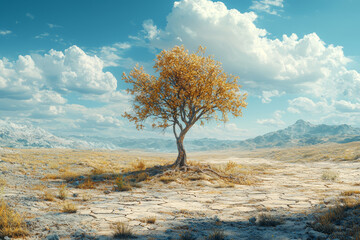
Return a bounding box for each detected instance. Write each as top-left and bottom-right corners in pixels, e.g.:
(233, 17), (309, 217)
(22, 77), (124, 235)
(123, 46), (247, 168)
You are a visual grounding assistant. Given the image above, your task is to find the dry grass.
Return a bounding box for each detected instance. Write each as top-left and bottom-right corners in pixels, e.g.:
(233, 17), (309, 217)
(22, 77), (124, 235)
(321, 170), (339, 181)
(205, 229), (226, 240)
(78, 178), (97, 189)
(0, 199), (28, 238)
(112, 222), (133, 239)
(58, 184), (68, 200)
(179, 231), (197, 240)
(257, 213), (284, 227)
(62, 201), (77, 213)
(0, 177), (6, 187)
(341, 190), (360, 196)
(140, 216), (156, 224)
(114, 175), (132, 192)
(42, 190), (55, 201)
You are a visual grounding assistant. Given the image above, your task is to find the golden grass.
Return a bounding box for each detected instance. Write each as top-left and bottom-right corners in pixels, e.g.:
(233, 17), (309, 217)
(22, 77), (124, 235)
(42, 190), (55, 201)
(78, 178), (97, 189)
(140, 216), (156, 224)
(341, 190), (360, 196)
(62, 201), (77, 213)
(58, 184), (68, 200)
(112, 222), (133, 239)
(0, 199), (28, 238)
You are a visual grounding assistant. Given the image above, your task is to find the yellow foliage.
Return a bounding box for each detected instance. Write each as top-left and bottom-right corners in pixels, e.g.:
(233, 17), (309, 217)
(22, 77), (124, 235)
(123, 45), (247, 132)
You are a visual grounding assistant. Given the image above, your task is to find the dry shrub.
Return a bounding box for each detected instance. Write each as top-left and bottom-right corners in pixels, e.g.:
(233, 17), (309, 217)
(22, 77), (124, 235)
(62, 201), (77, 213)
(159, 175), (176, 184)
(0, 178), (7, 187)
(341, 190), (360, 196)
(78, 178), (96, 189)
(114, 175), (132, 192)
(42, 190), (55, 201)
(179, 231), (197, 240)
(58, 184), (67, 200)
(257, 213), (284, 227)
(205, 229), (226, 240)
(140, 216), (156, 224)
(0, 199), (28, 238)
(131, 160), (146, 171)
(112, 222), (133, 239)
(321, 170), (339, 181)
(90, 168), (105, 175)
(134, 172), (149, 182)
(312, 205), (345, 234)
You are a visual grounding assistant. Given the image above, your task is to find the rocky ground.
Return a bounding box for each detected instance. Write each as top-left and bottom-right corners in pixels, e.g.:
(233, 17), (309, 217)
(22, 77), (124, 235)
(0, 146), (359, 240)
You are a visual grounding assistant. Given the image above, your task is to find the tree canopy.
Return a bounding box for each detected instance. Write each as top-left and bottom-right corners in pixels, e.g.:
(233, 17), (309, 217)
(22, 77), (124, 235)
(123, 45), (247, 167)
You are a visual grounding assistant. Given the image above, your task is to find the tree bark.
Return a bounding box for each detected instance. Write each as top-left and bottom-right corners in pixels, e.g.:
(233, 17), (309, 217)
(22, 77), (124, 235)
(174, 136), (187, 167)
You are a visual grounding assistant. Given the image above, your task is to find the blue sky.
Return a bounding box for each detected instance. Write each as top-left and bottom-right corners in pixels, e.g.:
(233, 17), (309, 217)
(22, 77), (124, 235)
(1, 0), (360, 140)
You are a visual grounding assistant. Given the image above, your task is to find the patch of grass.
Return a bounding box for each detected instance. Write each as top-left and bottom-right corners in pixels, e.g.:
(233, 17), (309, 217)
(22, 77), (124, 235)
(140, 216), (156, 224)
(0, 177), (6, 187)
(205, 229), (226, 240)
(341, 190), (360, 196)
(134, 172), (149, 182)
(159, 175), (176, 184)
(58, 184), (68, 200)
(321, 170), (339, 181)
(90, 168), (106, 175)
(257, 213), (284, 227)
(179, 231), (197, 240)
(62, 201), (77, 213)
(114, 175), (132, 192)
(81, 192), (91, 201)
(131, 159), (146, 171)
(312, 205), (345, 234)
(42, 190), (55, 201)
(78, 178), (97, 189)
(0, 199), (28, 238)
(112, 222), (133, 239)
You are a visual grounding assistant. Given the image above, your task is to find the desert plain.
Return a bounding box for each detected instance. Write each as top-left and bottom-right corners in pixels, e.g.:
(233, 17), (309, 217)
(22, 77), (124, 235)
(1, 142), (360, 240)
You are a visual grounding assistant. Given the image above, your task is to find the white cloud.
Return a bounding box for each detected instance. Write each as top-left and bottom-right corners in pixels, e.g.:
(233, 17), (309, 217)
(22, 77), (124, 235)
(257, 110), (285, 127)
(47, 23), (62, 29)
(145, 0), (354, 102)
(261, 90), (284, 103)
(250, 0), (284, 15)
(35, 32), (50, 39)
(0, 30), (11, 36)
(26, 13), (34, 20)
(142, 19), (160, 40)
(98, 42), (132, 67)
(287, 97), (332, 114)
(334, 100), (360, 112)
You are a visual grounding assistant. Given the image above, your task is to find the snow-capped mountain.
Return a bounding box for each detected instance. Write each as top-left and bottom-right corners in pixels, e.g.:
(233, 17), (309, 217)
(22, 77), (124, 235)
(0, 119), (360, 151)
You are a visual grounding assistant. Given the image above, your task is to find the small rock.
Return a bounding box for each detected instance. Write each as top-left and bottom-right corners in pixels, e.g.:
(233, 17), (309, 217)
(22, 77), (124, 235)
(104, 190), (111, 194)
(4, 236), (11, 240)
(249, 217), (256, 224)
(308, 230), (327, 239)
(72, 193), (79, 197)
(46, 234), (60, 240)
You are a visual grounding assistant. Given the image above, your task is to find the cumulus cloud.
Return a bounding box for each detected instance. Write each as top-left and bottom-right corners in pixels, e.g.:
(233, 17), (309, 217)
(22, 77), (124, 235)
(261, 90), (284, 103)
(142, 19), (160, 40)
(257, 110), (285, 127)
(250, 0), (284, 15)
(145, 0), (354, 101)
(0, 30), (11, 35)
(287, 97), (332, 114)
(99, 42), (133, 67)
(334, 100), (360, 112)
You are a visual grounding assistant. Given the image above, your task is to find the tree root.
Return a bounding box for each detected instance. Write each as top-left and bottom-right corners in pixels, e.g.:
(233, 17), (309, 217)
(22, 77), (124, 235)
(165, 164), (248, 184)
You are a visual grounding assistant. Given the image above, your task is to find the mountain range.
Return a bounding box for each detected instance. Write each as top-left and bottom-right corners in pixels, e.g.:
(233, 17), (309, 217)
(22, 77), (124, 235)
(1, 119), (360, 152)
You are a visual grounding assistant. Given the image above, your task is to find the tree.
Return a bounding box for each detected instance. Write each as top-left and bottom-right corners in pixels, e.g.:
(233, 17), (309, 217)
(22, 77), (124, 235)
(122, 45), (247, 168)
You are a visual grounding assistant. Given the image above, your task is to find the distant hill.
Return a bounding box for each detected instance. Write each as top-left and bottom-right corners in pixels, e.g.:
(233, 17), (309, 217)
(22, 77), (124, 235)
(239, 119), (360, 149)
(0, 119), (359, 151)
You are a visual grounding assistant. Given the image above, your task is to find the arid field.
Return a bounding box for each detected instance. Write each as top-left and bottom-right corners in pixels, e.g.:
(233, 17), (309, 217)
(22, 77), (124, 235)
(1, 142), (360, 239)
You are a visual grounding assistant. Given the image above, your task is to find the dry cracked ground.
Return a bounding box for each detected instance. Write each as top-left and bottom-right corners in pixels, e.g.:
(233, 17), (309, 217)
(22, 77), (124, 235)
(0, 142), (360, 240)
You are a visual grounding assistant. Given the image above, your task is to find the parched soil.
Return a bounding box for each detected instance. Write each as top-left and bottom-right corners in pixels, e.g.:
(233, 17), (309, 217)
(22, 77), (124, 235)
(0, 147), (359, 239)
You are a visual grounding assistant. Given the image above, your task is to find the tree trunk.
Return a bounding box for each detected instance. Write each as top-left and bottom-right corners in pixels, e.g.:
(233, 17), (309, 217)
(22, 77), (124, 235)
(174, 136), (187, 167)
